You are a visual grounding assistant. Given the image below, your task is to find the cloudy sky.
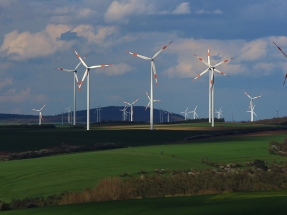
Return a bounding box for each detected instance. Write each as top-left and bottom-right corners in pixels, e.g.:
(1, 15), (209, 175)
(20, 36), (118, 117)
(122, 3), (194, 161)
(0, 0), (287, 121)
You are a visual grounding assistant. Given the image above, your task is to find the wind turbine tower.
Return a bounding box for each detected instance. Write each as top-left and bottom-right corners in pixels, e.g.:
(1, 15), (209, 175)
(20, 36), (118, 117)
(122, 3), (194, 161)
(244, 92), (262, 122)
(127, 41), (172, 130)
(32, 104), (46, 125)
(74, 49), (111, 130)
(193, 48), (232, 127)
(123, 98), (139, 122)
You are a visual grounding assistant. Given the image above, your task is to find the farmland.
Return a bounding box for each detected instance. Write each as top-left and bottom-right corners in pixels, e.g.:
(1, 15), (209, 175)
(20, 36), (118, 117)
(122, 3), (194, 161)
(0, 122), (287, 214)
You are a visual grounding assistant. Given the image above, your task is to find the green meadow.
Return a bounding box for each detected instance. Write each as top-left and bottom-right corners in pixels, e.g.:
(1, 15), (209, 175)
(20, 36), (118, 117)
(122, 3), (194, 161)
(0, 122), (287, 213)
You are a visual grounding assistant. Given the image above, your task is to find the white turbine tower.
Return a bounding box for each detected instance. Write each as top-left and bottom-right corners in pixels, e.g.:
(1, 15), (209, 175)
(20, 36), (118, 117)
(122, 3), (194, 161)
(273, 42), (287, 85)
(166, 111), (172, 123)
(55, 55), (87, 125)
(181, 107), (192, 121)
(215, 107), (223, 119)
(193, 48), (231, 127)
(32, 104), (46, 125)
(65, 106), (71, 124)
(123, 98), (139, 122)
(127, 41), (172, 130)
(244, 92), (262, 122)
(191, 106), (198, 119)
(74, 49), (111, 130)
(247, 105), (257, 121)
(95, 106), (102, 123)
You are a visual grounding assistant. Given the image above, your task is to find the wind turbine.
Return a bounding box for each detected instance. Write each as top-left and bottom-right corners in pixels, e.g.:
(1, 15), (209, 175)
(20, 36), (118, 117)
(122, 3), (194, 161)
(145, 92), (161, 115)
(55, 55), (87, 125)
(215, 107), (223, 119)
(274, 109), (280, 118)
(65, 106), (71, 124)
(74, 49), (111, 130)
(193, 48), (232, 127)
(119, 106), (128, 121)
(95, 106), (102, 123)
(272, 42), (287, 85)
(190, 106), (198, 119)
(166, 110), (172, 123)
(181, 107), (192, 121)
(123, 98), (139, 122)
(247, 105), (257, 121)
(244, 92), (262, 122)
(32, 104), (46, 125)
(127, 41), (172, 130)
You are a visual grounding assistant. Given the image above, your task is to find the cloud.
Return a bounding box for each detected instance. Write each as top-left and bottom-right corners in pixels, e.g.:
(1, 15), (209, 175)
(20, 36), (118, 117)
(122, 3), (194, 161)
(0, 24), (74, 61)
(0, 77), (12, 90)
(253, 62), (276, 75)
(73, 25), (118, 44)
(0, 87), (48, 103)
(196, 9), (223, 14)
(171, 2), (190, 15)
(97, 63), (133, 76)
(238, 39), (268, 61)
(104, 0), (152, 24)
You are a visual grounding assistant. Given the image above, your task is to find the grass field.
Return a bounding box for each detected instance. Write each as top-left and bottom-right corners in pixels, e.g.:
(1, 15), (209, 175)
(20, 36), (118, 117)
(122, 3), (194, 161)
(0, 128), (286, 202)
(0, 122), (287, 213)
(2, 191), (287, 215)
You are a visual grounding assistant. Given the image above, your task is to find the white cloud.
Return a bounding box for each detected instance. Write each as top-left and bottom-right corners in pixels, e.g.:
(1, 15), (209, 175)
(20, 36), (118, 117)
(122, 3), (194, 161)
(253, 62), (276, 75)
(73, 25), (118, 44)
(172, 2), (190, 15)
(0, 24), (74, 61)
(0, 87), (48, 103)
(238, 39), (268, 61)
(97, 63), (133, 76)
(104, 0), (152, 24)
(196, 9), (223, 14)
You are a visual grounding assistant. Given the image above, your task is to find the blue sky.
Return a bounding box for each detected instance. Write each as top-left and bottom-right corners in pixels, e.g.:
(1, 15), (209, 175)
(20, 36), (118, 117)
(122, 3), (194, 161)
(0, 0), (287, 121)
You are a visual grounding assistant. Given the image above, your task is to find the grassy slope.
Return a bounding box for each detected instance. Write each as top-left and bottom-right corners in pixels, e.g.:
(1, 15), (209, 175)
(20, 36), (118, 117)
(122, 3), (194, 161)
(2, 191), (287, 215)
(0, 131), (286, 202)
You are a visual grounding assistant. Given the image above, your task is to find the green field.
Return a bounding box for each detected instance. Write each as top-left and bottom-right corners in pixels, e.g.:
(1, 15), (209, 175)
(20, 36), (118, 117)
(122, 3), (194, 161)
(0, 122), (287, 213)
(2, 191), (287, 215)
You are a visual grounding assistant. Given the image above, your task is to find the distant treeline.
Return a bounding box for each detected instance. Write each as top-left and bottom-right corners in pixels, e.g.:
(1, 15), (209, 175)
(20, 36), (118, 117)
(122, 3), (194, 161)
(0, 124), (55, 129)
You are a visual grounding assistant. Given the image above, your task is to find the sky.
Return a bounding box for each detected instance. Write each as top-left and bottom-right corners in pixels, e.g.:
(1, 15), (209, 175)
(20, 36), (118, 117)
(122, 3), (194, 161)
(0, 0), (287, 122)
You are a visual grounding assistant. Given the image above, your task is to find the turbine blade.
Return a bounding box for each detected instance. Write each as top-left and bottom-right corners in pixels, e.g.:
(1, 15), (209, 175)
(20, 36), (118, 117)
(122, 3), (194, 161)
(214, 68), (229, 77)
(145, 92), (151, 100)
(284, 73), (287, 85)
(151, 61), (158, 86)
(152, 41), (173, 59)
(214, 59), (230, 67)
(207, 48), (210, 65)
(127, 51), (151, 60)
(145, 102), (150, 110)
(193, 68), (209, 81)
(55, 68), (74, 72)
(39, 104), (46, 111)
(123, 101), (131, 105)
(244, 92), (252, 99)
(210, 72), (214, 91)
(194, 54), (211, 67)
(74, 72), (79, 83)
(273, 42), (287, 58)
(74, 49), (88, 68)
(153, 100), (161, 102)
(89, 64), (111, 69)
(252, 95), (262, 99)
(132, 98), (139, 105)
(78, 69), (88, 89)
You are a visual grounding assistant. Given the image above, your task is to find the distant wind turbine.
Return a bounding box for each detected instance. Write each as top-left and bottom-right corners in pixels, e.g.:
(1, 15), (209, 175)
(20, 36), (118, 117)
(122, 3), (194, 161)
(123, 98), (139, 122)
(244, 92), (262, 122)
(32, 104), (46, 125)
(181, 107), (192, 121)
(191, 106), (198, 119)
(215, 107), (223, 119)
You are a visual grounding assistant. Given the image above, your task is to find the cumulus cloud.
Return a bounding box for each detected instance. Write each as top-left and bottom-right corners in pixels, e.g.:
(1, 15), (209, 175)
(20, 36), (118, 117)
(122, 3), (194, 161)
(238, 39), (268, 61)
(0, 24), (74, 61)
(172, 2), (190, 15)
(0, 24), (118, 61)
(0, 87), (48, 103)
(196, 9), (223, 14)
(73, 25), (118, 44)
(0, 77), (12, 90)
(104, 0), (152, 24)
(96, 63), (133, 76)
(253, 62), (276, 75)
